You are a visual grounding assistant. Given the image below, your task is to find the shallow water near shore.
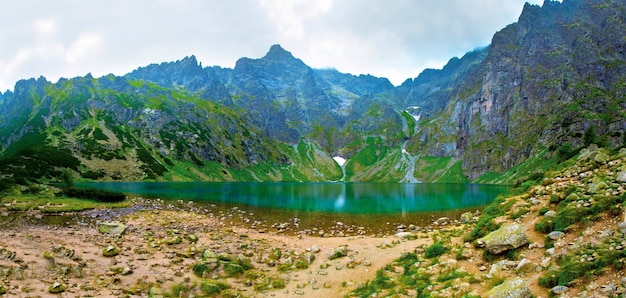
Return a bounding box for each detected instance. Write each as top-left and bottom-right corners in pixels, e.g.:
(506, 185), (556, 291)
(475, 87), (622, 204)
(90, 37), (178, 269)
(71, 182), (511, 234)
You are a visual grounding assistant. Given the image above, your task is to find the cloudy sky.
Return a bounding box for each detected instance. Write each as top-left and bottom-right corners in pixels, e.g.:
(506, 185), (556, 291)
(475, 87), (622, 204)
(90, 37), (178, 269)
(0, 0), (545, 92)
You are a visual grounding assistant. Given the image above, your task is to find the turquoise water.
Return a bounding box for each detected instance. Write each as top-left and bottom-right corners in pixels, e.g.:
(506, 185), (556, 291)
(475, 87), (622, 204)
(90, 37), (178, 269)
(75, 182), (510, 214)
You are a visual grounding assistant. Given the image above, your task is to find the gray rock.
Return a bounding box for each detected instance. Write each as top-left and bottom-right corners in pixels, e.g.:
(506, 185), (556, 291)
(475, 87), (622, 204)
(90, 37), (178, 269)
(98, 222), (126, 236)
(515, 258), (533, 272)
(328, 245), (348, 260)
(548, 231), (565, 240)
(488, 278), (531, 298)
(588, 177), (608, 194)
(303, 252), (315, 264)
(478, 223), (528, 254)
(544, 210), (557, 217)
(460, 212), (473, 223)
(394, 232), (415, 239)
(617, 222), (626, 234)
(617, 170), (626, 182)
(551, 285), (569, 295)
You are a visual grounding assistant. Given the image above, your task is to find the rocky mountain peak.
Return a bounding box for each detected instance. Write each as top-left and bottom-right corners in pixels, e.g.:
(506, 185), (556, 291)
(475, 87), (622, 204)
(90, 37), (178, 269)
(263, 44), (296, 62)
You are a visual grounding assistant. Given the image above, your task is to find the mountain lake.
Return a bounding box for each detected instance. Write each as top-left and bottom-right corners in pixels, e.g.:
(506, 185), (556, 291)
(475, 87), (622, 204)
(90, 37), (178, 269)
(72, 182), (511, 234)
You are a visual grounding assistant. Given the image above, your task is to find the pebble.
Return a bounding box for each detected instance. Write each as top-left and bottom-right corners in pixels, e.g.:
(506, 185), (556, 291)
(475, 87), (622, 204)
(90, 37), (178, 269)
(551, 285), (569, 294)
(310, 245), (320, 253)
(544, 210), (557, 217)
(548, 231), (565, 240)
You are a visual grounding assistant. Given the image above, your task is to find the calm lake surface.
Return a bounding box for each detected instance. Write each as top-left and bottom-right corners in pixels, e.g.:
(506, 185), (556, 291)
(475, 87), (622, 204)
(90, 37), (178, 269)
(74, 182), (511, 233)
(77, 182), (509, 214)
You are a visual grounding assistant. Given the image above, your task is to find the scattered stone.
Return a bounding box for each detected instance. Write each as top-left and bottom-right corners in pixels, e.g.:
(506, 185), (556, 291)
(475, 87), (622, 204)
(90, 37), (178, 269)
(544, 210), (557, 217)
(49, 282), (66, 294)
(310, 245), (320, 253)
(487, 278), (531, 298)
(363, 259), (371, 266)
(328, 245), (348, 260)
(461, 249), (473, 259)
(346, 260), (361, 269)
(149, 287), (165, 296)
(617, 170), (626, 182)
(551, 285), (569, 295)
(98, 222), (126, 236)
(618, 222), (626, 234)
(303, 252), (315, 265)
(433, 217), (449, 226)
(588, 177), (608, 194)
(394, 232), (415, 239)
(478, 265), (487, 271)
(548, 231), (565, 240)
(460, 212), (473, 223)
(103, 246), (120, 257)
(478, 223), (528, 254)
(601, 284), (618, 296)
(515, 258), (533, 272)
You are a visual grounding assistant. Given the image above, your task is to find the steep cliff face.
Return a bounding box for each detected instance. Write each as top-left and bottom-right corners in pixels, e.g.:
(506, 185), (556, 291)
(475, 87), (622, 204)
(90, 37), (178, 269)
(408, 0), (626, 180)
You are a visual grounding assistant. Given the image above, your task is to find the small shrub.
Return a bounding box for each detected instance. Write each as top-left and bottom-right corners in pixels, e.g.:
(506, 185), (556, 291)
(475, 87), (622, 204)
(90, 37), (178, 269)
(200, 281), (229, 296)
(556, 142), (576, 163)
(534, 218), (555, 234)
(424, 242), (447, 259)
(223, 262), (244, 276)
(294, 260), (309, 270)
(436, 270), (467, 282)
(193, 262), (218, 277)
(170, 283), (194, 297)
(538, 272), (558, 288)
(553, 207), (580, 231)
(270, 278), (286, 289)
(510, 207), (530, 219)
(268, 248), (282, 260)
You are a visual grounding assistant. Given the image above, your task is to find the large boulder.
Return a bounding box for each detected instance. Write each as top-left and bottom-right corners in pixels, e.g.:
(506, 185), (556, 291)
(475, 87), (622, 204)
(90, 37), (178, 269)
(479, 223), (528, 254)
(98, 222), (126, 236)
(488, 278), (531, 298)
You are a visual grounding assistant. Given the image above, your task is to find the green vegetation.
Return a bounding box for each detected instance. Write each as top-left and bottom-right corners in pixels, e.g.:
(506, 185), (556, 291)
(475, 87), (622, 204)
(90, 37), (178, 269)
(463, 195), (515, 242)
(200, 280), (229, 296)
(534, 191), (625, 235)
(424, 242), (447, 259)
(0, 194), (129, 213)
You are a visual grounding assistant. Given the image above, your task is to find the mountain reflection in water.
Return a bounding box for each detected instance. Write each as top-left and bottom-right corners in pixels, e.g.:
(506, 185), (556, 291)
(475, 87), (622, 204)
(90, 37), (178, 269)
(75, 182), (510, 214)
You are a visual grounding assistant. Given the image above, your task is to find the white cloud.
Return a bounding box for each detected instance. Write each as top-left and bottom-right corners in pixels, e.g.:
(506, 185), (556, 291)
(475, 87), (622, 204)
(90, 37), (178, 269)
(33, 18), (57, 39)
(260, 0), (333, 38)
(65, 32), (103, 63)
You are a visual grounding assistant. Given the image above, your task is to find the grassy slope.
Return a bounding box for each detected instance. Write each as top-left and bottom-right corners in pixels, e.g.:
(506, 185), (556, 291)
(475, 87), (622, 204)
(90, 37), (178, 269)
(350, 146), (626, 297)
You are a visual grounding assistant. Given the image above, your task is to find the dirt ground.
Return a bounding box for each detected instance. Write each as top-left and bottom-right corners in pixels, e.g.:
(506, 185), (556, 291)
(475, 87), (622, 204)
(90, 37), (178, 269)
(0, 207), (435, 297)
